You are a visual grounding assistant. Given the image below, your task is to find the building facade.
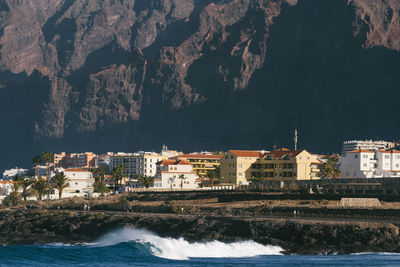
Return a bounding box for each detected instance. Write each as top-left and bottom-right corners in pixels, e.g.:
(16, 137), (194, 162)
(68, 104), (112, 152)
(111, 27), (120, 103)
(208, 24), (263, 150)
(341, 140), (395, 155)
(109, 152), (171, 178)
(154, 159), (199, 189)
(62, 169), (95, 196)
(220, 150), (264, 185)
(2, 168), (28, 180)
(250, 149), (320, 181)
(173, 154), (222, 178)
(340, 149), (400, 178)
(54, 152), (97, 169)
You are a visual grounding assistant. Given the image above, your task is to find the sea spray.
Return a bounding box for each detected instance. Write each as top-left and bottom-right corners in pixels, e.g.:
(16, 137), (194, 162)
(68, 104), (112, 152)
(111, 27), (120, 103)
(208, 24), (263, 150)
(94, 227), (283, 260)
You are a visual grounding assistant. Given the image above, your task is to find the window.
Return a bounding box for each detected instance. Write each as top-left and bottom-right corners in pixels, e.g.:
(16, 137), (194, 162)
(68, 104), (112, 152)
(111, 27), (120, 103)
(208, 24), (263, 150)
(355, 154), (359, 158)
(363, 155), (368, 159)
(239, 172), (242, 177)
(239, 164), (242, 168)
(396, 164), (400, 168)
(385, 155), (390, 159)
(363, 163), (367, 167)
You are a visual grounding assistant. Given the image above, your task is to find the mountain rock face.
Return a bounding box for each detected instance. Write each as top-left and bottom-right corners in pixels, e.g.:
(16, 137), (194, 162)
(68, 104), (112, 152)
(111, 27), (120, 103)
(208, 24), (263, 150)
(0, 0), (399, 170)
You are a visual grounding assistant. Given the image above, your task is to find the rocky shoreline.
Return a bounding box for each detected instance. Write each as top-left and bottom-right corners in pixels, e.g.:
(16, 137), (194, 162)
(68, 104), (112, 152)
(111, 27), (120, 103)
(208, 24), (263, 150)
(1, 209), (400, 255)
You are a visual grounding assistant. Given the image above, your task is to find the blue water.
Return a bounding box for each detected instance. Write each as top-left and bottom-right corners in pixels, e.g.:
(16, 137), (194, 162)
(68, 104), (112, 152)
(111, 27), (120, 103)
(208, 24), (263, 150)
(1, 228), (400, 266)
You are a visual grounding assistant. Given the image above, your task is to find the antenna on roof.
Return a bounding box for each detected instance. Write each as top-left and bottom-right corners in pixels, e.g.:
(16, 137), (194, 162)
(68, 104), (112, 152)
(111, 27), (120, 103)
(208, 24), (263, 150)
(273, 142), (277, 151)
(294, 129), (298, 151)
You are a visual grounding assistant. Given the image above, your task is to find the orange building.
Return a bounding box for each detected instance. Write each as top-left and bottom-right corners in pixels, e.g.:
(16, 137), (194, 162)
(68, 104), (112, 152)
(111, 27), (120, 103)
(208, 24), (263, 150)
(173, 154), (223, 178)
(54, 152), (96, 169)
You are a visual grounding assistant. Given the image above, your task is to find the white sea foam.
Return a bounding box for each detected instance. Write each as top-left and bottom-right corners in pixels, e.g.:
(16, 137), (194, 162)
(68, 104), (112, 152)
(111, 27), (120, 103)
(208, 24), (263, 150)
(94, 227), (283, 260)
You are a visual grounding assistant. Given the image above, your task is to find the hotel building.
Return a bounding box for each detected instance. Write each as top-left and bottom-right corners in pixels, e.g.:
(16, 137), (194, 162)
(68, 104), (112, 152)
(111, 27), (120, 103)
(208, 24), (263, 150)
(250, 149), (320, 181)
(172, 154), (222, 178)
(220, 150), (264, 185)
(54, 152), (97, 169)
(339, 149), (400, 178)
(154, 159), (199, 189)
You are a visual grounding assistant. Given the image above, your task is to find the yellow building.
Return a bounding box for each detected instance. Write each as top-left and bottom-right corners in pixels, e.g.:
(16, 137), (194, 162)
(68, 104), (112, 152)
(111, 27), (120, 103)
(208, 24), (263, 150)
(174, 154), (223, 178)
(220, 150), (264, 185)
(250, 149), (320, 181)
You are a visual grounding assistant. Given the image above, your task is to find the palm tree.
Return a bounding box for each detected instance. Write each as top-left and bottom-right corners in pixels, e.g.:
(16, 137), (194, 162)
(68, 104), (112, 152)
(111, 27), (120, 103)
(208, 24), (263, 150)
(10, 174), (23, 195)
(41, 151), (54, 165)
(94, 178), (108, 196)
(32, 155), (43, 167)
(168, 177), (176, 190)
(207, 166), (220, 187)
(112, 164), (125, 192)
(178, 174), (187, 189)
(32, 177), (49, 201)
(321, 155), (341, 179)
(52, 172), (70, 199)
(138, 175), (154, 188)
(10, 181), (22, 195)
(20, 178), (34, 201)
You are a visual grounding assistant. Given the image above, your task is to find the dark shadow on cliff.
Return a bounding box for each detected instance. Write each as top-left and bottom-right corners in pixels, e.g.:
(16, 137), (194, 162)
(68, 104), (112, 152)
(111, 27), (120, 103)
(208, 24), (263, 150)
(0, 71), (53, 169)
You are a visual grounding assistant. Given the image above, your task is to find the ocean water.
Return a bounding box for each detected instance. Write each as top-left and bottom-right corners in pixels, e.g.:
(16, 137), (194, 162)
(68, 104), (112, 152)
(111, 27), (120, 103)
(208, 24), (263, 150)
(1, 227), (400, 266)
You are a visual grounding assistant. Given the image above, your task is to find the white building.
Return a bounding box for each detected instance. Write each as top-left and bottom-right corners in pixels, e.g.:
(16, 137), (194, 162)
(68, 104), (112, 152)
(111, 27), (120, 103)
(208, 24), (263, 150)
(339, 149), (400, 178)
(61, 169), (95, 196)
(109, 147), (181, 179)
(341, 140), (395, 155)
(375, 150), (400, 177)
(2, 168), (28, 180)
(95, 153), (112, 168)
(0, 180), (13, 195)
(154, 159), (199, 189)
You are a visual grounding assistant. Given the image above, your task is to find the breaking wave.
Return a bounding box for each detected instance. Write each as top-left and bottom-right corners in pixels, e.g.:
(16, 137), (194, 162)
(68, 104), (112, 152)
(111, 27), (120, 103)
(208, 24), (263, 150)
(93, 227), (283, 260)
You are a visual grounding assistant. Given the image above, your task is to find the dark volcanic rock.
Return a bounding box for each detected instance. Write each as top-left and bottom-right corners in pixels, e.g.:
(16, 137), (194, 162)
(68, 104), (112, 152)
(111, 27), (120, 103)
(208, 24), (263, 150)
(1, 209), (400, 255)
(0, 0), (399, 170)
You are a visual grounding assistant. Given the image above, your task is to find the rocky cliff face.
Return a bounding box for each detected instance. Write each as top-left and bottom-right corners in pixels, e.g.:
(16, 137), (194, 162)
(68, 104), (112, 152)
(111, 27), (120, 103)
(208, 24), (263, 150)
(0, 0), (399, 170)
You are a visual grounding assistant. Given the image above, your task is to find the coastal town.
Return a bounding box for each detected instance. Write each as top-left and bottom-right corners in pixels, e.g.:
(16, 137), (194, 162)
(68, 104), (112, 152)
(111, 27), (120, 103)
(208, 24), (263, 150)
(0, 138), (399, 205)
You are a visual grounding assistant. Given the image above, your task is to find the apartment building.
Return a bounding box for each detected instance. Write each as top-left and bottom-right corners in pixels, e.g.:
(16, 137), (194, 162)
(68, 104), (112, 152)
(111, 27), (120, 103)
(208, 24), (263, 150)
(250, 149), (320, 181)
(62, 169), (95, 196)
(172, 154), (222, 178)
(154, 159), (199, 189)
(54, 152), (97, 169)
(341, 140), (395, 155)
(2, 168), (28, 180)
(220, 150), (265, 185)
(109, 152), (171, 178)
(340, 149), (400, 178)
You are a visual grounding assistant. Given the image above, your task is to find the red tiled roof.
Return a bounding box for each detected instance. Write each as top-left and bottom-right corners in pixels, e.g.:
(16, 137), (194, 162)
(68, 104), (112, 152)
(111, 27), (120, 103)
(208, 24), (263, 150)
(64, 168), (91, 172)
(229, 150), (262, 157)
(158, 159), (192, 166)
(268, 150), (303, 158)
(176, 154), (223, 159)
(347, 149), (374, 153)
(378, 149), (400, 154)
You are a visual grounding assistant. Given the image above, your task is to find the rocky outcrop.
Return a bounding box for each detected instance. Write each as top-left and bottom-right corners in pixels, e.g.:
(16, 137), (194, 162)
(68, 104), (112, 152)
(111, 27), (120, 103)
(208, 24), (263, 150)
(1, 209), (400, 254)
(351, 0), (400, 51)
(0, 0), (399, 170)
